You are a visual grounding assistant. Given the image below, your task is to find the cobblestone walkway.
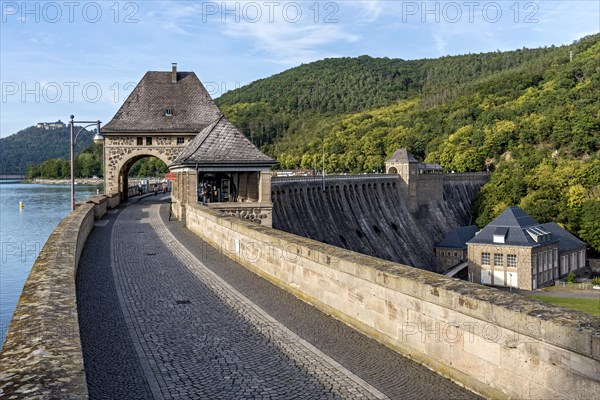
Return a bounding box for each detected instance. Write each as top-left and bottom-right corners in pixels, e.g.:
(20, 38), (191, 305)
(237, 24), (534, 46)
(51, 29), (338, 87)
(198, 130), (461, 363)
(77, 196), (481, 399)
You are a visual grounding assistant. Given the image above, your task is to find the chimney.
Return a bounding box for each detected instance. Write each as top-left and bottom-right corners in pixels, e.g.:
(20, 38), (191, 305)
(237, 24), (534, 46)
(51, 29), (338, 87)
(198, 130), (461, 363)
(171, 63), (177, 83)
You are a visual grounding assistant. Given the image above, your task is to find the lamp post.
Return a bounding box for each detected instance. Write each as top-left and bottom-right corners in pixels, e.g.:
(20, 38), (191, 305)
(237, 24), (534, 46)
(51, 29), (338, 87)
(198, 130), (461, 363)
(69, 115), (104, 211)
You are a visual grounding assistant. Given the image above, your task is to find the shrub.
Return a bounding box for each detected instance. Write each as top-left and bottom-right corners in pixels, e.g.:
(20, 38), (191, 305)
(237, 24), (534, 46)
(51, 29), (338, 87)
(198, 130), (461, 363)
(566, 271), (577, 284)
(592, 277), (600, 286)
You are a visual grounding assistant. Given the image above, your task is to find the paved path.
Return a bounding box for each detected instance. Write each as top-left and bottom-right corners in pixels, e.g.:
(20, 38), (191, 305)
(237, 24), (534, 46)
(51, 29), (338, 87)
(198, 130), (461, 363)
(77, 196), (480, 399)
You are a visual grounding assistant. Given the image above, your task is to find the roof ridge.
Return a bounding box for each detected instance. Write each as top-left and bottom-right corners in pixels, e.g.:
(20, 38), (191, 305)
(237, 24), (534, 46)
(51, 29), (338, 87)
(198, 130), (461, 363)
(172, 113), (275, 166)
(176, 115), (223, 163)
(102, 70), (222, 133)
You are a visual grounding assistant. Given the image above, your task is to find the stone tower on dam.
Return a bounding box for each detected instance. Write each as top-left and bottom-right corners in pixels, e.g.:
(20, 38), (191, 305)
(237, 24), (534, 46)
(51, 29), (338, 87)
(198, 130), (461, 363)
(272, 149), (489, 271)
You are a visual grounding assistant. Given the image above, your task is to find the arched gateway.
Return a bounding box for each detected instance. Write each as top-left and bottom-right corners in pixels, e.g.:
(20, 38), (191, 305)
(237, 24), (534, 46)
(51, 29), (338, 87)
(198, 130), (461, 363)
(101, 64), (276, 225)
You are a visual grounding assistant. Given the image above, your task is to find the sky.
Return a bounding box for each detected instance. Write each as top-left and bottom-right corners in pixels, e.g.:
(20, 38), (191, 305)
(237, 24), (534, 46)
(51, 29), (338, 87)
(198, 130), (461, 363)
(0, 0), (599, 137)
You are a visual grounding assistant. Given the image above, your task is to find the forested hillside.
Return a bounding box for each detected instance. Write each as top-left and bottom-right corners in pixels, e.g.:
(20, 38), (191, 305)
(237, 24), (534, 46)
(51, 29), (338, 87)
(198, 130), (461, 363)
(0, 126), (93, 174)
(218, 34), (600, 252)
(216, 42), (579, 147)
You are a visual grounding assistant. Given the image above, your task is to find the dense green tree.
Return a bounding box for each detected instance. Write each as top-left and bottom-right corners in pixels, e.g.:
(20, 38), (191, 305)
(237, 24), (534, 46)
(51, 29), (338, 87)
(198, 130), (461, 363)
(0, 125), (93, 174)
(128, 157), (168, 177)
(580, 200), (600, 256)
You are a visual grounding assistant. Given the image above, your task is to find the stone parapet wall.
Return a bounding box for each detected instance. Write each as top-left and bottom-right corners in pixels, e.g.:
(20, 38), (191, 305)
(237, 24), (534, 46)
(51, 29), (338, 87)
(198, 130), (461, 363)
(185, 202), (600, 400)
(0, 203), (96, 398)
(443, 172), (490, 182)
(273, 174), (396, 184)
(272, 176), (400, 198)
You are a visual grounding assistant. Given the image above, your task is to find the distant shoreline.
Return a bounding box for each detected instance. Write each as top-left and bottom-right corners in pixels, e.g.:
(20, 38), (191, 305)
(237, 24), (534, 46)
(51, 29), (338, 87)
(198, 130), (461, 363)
(27, 178), (104, 185)
(26, 177), (164, 185)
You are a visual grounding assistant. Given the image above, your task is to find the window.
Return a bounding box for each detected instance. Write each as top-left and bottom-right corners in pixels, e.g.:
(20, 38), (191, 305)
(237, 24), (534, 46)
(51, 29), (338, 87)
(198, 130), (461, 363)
(507, 254), (517, 267)
(177, 137), (185, 145)
(553, 248), (558, 268)
(494, 253), (504, 267)
(482, 252), (490, 266)
(137, 137), (143, 145)
(146, 137), (152, 146)
(579, 250), (585, 269)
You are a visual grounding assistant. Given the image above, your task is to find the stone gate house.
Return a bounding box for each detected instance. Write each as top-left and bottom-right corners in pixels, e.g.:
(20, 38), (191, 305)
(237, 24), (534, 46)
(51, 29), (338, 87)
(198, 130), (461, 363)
(467, 206), (587, 290)
(101, 64), (276, 225)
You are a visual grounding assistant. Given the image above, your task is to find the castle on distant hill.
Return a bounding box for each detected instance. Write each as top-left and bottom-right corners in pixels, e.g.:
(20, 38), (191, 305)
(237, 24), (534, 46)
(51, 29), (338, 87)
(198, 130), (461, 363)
(36, 120), (65, 130)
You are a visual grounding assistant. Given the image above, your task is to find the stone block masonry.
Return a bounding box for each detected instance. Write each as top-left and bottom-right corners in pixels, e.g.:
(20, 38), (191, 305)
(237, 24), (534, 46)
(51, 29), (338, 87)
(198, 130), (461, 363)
(185, 202), (600, 400)
(272, 176), (484, 271)
(0, 203), (95, 398)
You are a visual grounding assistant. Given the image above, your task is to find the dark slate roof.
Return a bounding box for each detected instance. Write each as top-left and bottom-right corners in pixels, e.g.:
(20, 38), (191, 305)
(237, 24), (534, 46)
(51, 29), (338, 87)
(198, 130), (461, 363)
(436, 225), (478, 248)
(172, 115), (275, 166)
(102, 71), (222, 133)
(468, 206), (556, 247)
(489, 205), (538, 228)
(540, 222), (586, 252)
(386, 148), (417, 163)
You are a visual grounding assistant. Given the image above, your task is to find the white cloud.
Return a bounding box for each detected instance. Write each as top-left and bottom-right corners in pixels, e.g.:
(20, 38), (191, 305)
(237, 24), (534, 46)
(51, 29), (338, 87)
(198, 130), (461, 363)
(223, 20), (360, 65)
(348, 0), (384, 23)
(165, 21), (190, 35)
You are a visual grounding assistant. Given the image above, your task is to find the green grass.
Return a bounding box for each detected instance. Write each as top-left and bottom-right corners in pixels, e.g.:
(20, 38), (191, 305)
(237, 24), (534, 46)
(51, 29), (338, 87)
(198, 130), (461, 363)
(528, 296), (600, 316)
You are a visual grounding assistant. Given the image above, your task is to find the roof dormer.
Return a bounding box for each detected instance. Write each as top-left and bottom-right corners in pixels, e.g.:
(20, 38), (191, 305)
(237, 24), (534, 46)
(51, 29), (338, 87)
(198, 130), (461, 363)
(526, 226), (552, 243)
(493, 227), (508, 244)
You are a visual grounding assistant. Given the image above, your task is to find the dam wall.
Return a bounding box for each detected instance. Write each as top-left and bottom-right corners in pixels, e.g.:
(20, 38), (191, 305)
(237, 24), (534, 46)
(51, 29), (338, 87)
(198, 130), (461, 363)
(185, 202), (600, 400)
(0, 196), (115, 398)
(272, 175), (486, 271)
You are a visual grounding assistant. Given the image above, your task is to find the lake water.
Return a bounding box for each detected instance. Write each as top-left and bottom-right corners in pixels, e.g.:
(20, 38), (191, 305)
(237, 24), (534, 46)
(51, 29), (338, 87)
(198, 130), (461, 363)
(0, 183), (101, 344)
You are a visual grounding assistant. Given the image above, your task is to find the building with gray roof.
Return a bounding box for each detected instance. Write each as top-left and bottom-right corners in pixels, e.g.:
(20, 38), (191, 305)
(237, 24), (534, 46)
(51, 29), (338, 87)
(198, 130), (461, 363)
(467, 206), (586, 290)
(435, 225), (478, 271)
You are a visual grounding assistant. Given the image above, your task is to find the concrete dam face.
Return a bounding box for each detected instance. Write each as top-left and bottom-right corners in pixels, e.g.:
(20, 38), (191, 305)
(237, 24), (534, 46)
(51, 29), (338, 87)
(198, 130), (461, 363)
(272, 175), (486, 271)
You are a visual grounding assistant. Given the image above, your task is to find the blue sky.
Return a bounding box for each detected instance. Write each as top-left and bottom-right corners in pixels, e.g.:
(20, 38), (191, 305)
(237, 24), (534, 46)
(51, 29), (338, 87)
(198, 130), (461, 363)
(1, 0), (598, 137)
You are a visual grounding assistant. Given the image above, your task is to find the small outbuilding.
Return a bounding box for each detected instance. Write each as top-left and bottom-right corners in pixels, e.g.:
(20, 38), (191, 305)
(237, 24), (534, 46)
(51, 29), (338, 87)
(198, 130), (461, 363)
(169, 115), (277, 226)
(435, 225), (478, 271)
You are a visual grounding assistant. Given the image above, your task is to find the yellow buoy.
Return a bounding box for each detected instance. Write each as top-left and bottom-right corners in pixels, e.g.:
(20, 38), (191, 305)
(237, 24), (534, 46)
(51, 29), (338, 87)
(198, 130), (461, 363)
(19, 201), (24, 208)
